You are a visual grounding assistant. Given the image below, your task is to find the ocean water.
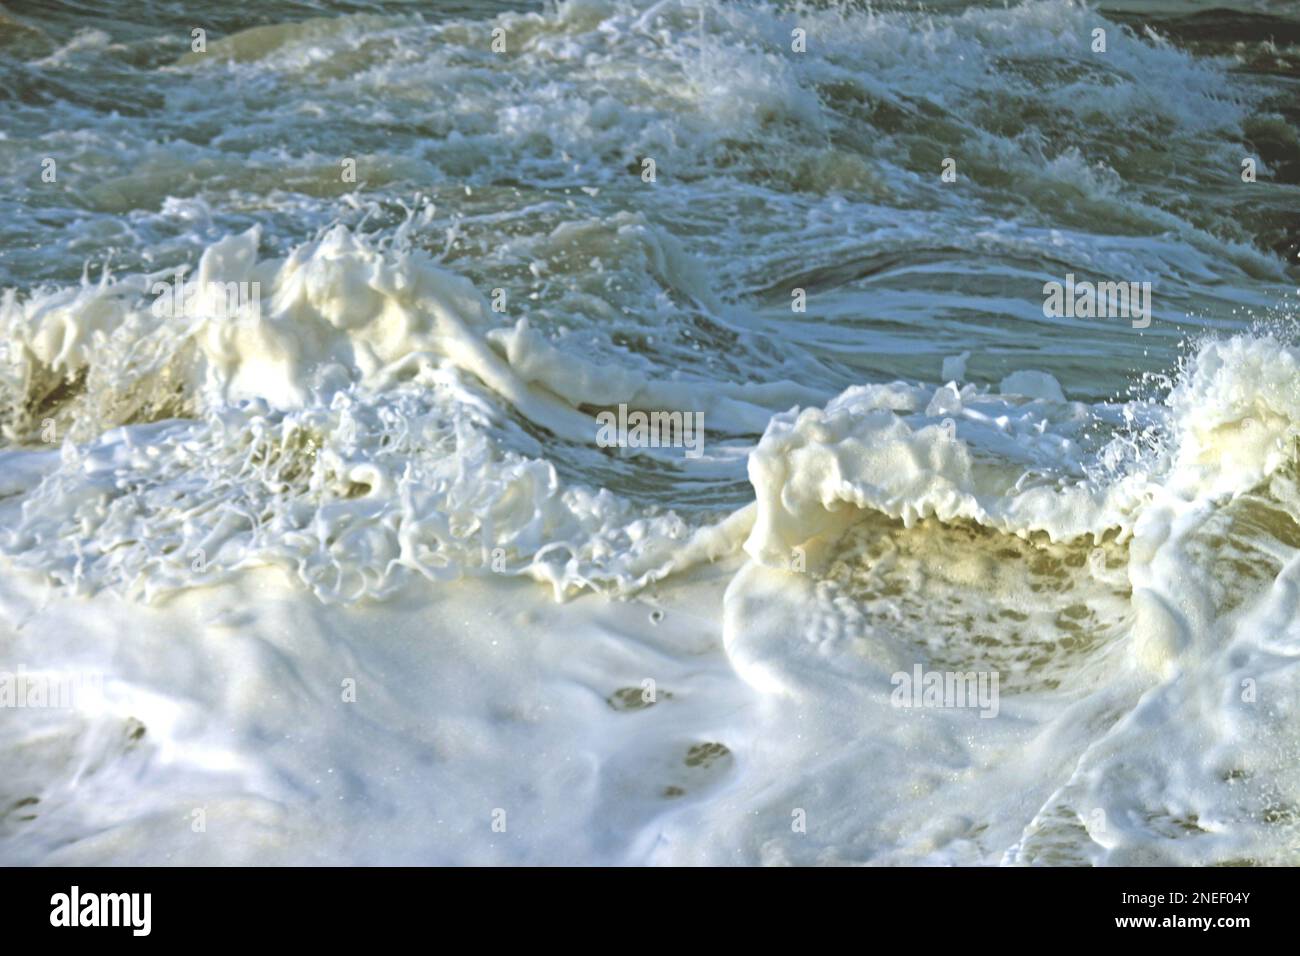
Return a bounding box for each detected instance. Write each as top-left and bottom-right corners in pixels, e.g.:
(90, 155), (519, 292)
(1, 0), (1299, 865)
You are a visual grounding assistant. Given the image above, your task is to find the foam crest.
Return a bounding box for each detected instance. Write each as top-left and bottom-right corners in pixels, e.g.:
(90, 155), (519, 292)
(742, 333), (1300, 571)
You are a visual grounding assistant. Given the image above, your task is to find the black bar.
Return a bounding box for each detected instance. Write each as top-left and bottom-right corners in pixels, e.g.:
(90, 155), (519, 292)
(0, 866), (1280, 941)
